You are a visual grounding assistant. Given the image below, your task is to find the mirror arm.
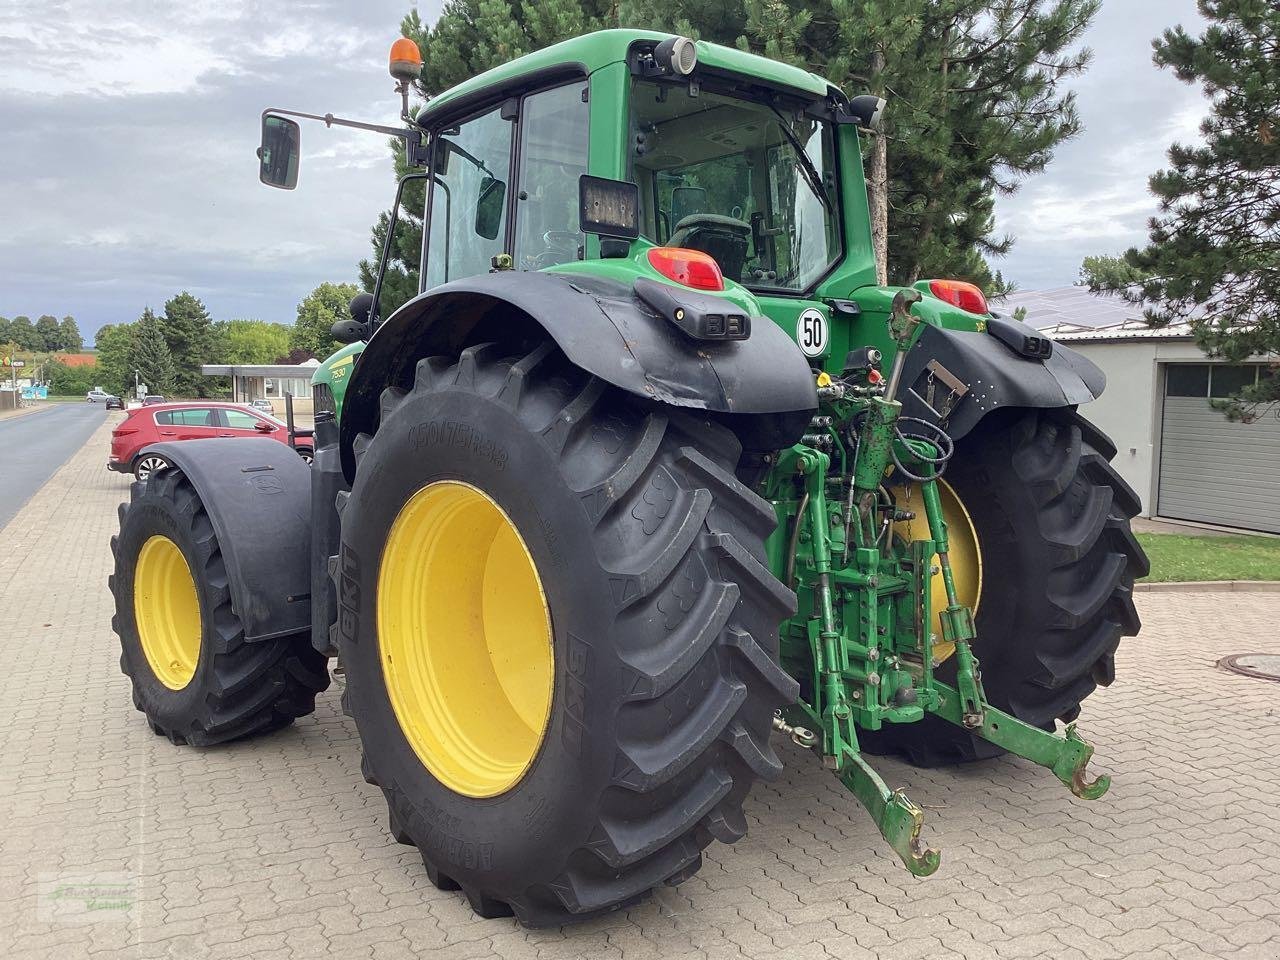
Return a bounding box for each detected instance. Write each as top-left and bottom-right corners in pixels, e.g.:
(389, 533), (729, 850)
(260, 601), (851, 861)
(370, 172), (432, 335)
(260, 109), (431, 167)
(261, 107), (408, 138)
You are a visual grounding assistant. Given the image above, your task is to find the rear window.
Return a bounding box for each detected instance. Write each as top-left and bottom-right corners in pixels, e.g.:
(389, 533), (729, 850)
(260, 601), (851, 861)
(155, 408), (216, 427)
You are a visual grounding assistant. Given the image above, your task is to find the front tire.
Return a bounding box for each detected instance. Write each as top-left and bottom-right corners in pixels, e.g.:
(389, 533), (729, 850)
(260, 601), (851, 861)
(862, 407), (1148, 766)
(335, 341), (798, 925)
(110, 469), (330, 745)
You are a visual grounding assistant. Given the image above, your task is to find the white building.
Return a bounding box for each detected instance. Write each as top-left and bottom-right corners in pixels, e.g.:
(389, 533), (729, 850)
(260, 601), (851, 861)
(201, 360), (321, 416)
(999, 287), (1279, 534)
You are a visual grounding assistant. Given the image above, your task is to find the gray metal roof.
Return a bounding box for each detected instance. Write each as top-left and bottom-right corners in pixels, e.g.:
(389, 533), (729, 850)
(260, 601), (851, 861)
(990, 285), (1198, 343)
(991, 286), (1138, 331)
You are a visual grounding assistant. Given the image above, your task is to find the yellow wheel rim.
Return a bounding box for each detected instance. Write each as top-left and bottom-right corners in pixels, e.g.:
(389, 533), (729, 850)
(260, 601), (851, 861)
(377, 480), (554, 798)
(892, 478), (983, 664)
(134, 535), (202, 690)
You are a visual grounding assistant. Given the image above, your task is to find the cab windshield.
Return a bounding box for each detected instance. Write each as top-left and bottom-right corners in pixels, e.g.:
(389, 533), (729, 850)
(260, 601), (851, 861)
(630, 79), (841, 293)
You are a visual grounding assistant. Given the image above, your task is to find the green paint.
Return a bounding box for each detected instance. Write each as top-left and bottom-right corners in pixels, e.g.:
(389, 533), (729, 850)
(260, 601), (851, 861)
(311, 340), (363, 417)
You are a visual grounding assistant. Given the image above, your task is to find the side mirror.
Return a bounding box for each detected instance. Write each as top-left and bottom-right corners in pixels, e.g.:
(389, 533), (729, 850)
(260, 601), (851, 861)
(333, 291), (374, 344)
(842, 95), (887, 131)
(254, 420), (275, 433)
(474, 175), (506, 240)
(331, 318), (368, 345)
(258, 115), (300, 189)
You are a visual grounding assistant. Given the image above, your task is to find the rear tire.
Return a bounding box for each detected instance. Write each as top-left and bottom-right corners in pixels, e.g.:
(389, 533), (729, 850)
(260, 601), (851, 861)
(861, 407), (1148, 766)
(111, 469), (330, 745)
(335, 341), (799, 925)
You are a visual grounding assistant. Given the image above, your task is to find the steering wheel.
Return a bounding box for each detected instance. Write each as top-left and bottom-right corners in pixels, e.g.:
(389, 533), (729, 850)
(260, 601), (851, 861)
(522, 230), (582, 271)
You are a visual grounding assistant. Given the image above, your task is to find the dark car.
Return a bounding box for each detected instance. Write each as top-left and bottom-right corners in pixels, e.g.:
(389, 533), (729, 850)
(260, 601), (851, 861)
(104, 395), (124, 410)
(108, 402), (313, 480)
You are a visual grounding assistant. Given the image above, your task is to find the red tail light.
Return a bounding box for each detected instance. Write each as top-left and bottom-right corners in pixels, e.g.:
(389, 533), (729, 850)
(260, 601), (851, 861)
(113, 427), (139, 436)
(928, 279), (988, 316)
(647, 247), (724, 291)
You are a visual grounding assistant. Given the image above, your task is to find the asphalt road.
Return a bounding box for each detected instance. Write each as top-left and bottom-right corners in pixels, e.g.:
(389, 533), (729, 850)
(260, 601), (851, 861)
(0, 403), (108, 530)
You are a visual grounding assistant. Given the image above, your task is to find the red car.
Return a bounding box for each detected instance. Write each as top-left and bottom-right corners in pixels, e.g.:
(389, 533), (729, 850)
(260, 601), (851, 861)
(108, 402), (313, 481)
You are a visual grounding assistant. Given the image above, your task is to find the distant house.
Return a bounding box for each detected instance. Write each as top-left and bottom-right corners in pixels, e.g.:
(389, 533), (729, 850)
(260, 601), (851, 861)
(996, 287), (1279, 535)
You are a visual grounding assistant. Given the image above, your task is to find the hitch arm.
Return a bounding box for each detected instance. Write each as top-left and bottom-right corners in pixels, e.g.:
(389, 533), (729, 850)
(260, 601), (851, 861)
(931, 685), (1110, 800)
(837, 750), (941, 877)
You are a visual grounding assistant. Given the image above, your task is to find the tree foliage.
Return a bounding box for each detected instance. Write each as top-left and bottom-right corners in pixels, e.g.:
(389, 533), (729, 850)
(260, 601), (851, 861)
(130, 309), (178, 397)
(35, 315), (60, 351)
(291, 282), (360, 360)
(161, 291), (214, 397)
(59, 316), (84, 352)
(369, 0), (1093, 294)
(44, 359), (98, 396)
(8, 317), (34, 351)
(0, 313), (84, 351)
(95, 323), (136, 397)
(1084, 1), (1279, 419)
(211, 319), (293, 365)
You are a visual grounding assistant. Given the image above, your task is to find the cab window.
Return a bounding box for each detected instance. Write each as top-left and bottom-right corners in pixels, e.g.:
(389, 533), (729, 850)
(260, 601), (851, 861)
(424, 107), (514, 288)
(513, 85), (589, 270)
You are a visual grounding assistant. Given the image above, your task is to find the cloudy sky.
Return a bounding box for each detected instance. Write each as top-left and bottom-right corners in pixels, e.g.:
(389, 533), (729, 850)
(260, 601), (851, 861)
(1, 0), (1204, 344)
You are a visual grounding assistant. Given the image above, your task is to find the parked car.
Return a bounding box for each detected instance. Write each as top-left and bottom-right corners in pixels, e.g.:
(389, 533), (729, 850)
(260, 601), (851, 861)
(250, 398), (275, 414)
(86, 389), (112, 402)
(141, 395), (166, 406)
(104, 395), (124, 410)
(108, 402), (313, 481)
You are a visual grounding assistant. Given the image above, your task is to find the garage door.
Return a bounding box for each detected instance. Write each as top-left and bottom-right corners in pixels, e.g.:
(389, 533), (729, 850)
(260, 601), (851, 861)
(1158, 363), (1280, 534)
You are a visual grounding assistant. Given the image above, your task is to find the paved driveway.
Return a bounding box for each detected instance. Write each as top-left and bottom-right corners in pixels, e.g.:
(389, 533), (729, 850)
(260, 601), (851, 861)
(2, 419), (1277, 960)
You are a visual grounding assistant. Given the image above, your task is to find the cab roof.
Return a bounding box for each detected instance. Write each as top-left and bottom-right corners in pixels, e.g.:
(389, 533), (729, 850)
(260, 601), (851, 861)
(420, 29), (838, 124)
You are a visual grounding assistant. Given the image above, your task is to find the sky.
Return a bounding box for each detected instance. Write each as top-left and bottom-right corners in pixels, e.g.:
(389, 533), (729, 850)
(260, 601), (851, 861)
(0, 1), (1206, 345)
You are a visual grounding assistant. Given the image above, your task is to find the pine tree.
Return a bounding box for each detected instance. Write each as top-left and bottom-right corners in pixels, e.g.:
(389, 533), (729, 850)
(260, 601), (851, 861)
(161, 291), (213, 397)
(369, 1), (1094, 292)
(130, 309), (178, 398)
(1086, 1), (1279, 418)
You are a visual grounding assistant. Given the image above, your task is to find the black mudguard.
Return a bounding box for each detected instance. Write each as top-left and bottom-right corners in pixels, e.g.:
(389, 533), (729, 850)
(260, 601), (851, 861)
(339, 271), (818, 479)
(898, 321), (1106, 440)
(144, 439), (312, 642)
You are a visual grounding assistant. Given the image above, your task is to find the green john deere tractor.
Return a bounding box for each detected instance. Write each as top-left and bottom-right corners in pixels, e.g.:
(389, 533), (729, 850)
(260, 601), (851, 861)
(110, 30), (1147, 925)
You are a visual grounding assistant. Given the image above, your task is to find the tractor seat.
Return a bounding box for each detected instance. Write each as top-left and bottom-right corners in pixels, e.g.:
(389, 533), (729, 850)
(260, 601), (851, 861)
(669, 214), (751, 283)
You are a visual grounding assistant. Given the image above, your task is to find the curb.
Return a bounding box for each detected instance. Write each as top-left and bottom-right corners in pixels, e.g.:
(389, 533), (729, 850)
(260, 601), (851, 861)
(0, 404), (52, 422)
(1136, 580), (1280, 594)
